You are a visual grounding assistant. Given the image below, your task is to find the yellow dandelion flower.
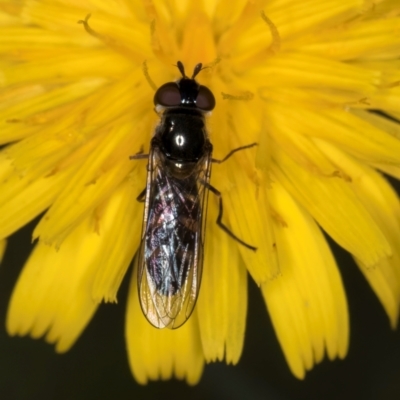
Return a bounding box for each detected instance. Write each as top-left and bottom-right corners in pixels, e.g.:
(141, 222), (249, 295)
(1, 0), (400, 385)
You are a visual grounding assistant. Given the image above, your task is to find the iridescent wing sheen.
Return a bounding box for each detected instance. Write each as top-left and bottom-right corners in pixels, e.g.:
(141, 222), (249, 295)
(137, 144), (211, 329)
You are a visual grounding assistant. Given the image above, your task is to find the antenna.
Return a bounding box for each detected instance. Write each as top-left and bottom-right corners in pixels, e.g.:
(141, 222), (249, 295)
(192, 63), (203, 79)
(177, 61), (186, 78)
(176, 61), (204, 79)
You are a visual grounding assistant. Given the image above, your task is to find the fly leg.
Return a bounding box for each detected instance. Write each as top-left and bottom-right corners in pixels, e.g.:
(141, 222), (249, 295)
(130, 148), (148, 202)
(206, 142), (257, 250)
(130, 148), (148, 160)
(200, 179), (257, 251)
(129, 146), (149, 203)
(136, 187), (146, 202)
(212, 142), (257, 164)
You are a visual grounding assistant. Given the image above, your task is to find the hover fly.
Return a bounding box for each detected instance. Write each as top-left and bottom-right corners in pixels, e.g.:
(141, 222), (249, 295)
(132, 62), (256, 329)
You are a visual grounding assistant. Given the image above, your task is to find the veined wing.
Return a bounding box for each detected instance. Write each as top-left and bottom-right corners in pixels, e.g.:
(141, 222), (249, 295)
(137, 143), (211, 329)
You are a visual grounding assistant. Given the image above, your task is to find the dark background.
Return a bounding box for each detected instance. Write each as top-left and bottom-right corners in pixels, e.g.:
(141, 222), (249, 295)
(1, 178), (400, 400)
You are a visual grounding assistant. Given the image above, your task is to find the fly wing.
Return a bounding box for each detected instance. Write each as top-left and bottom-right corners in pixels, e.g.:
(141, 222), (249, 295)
(137, 143), (211, 329)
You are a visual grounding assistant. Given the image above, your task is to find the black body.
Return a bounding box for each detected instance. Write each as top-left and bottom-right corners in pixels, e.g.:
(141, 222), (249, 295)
(137, 63), (215, 329)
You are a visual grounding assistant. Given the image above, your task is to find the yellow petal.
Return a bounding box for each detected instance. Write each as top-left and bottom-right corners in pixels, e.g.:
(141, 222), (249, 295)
(371, 85), (400, 114)
(248, 52), (379, 92)
(3, 49), (131, 85)
(0, 165), (76, 240)
(211, 98), (279, 282)
(91, 178), (143, 303)
(351, 109), (400, 140)
(315, 139), (400, 327)
(265, 107), (350, 178)
(264, 105), (400, 167)
(0, 239), (7, 264)
(0, 79), (106, 143)
(197, 202), (247, 364)
(265, 0), (364, 40)
(272, 144), (391, 267)
(180, 10), (217, 67)
(22, 1), (150, 59)
(388, 110), (400, 122)
(82, 68), (154, 127)
(0, 26), (93, 51)
(126, 267), (204, 385)
(262, 178), (348, 379)
(32, 121), (147, 247)
(372, 163), (400, 180)
(300, 16), (400, 60)
(6, 216), (106, 352)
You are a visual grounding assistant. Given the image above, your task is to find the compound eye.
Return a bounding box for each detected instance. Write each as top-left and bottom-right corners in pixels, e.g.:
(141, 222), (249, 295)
(196, 85), (215, 111)
(154, 82), (181, 107)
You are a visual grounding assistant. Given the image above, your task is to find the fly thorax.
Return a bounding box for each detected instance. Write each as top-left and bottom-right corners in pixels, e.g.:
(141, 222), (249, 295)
(158, 111), (206, 162)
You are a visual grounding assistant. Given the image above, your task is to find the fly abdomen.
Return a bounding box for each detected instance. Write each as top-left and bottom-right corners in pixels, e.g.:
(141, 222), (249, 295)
(144, 177), (200, 296)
